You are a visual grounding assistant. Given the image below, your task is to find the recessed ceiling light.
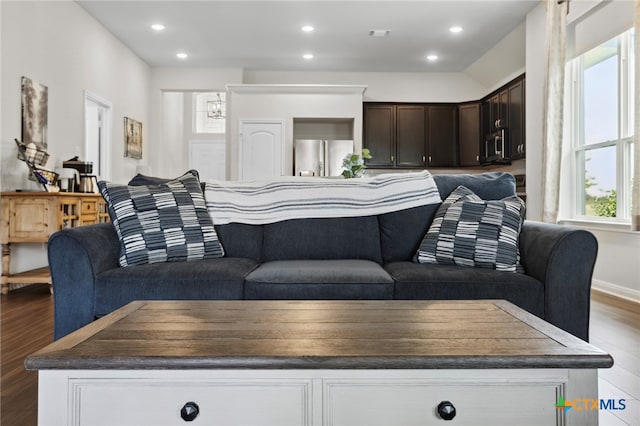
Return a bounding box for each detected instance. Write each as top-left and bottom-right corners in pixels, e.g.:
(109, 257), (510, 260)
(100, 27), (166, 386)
(427, 54), (438, 61)
(151, 24), (165, 31)
(176, 52), (188, 59)
(369, 29), (391, 37)
(449, 26), (463, 33)
(303, 53), (314, 60)
(301, 25), (314, 32)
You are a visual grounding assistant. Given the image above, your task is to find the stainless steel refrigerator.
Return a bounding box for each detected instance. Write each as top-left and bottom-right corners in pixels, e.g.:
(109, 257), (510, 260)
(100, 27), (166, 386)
(294, 139), (354, 177)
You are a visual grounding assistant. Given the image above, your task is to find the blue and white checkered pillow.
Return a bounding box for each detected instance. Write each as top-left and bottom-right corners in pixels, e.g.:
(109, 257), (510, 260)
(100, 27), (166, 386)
(98, 170), (224, 267)
(416, 185), (525, 272)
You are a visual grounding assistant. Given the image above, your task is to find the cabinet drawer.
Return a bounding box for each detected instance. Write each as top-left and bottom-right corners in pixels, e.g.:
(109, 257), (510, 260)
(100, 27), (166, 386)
(81, 200), (98, 214)
(325, 380), (560, 426)
(70, 378), (311, 426)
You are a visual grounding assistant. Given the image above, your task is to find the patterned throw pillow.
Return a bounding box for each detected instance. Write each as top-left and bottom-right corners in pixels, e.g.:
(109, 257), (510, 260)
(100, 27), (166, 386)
(416, 185), (525, 272)
(98, 170), (224, 267)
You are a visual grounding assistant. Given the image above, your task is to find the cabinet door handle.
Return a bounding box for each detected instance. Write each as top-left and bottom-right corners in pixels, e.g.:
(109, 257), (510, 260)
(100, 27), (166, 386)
(437, 401), (456, 420)
(180, 401), (200, 422)
(391, 155), (394, 163)
(422, 155), (426, 164)
(428, 156), (432, 163)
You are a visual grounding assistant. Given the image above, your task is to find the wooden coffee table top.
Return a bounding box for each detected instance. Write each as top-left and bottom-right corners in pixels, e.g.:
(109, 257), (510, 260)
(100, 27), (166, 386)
(25, 300), (613, 370)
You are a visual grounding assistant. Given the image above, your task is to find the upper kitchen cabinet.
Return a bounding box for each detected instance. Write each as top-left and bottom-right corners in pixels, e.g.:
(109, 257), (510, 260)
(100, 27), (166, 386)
(363, 74), (525, 170)
(480, 74), (526, 164)
(458, 102), (481, 167)
(364, 103), (460, 169)
(363, 104), (426, 168)
(427, 105), (458, 167)
(508, 79), (525, 160)
(363, 104), (395, 167)
(396, 105), (426, 167)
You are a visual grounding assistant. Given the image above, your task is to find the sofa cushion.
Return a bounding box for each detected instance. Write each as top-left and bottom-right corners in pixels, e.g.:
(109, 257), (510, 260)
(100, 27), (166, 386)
(94, 257), (257, 316)
(433, 172), (516, 200)
(262, 217), (382, 263)
(214, 223), (263, 262)
(128, 170), (206, 192)
(244, 260), (394, 299)
(98, 170), (224, 267)
(416, 185), (525, 272)
(386, 261), (544, 318)
(379, 204), (440, 263)
(128, 173), (175, 186)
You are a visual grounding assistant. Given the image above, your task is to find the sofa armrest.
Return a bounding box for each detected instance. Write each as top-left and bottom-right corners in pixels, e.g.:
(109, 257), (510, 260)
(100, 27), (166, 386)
(519, 220), (598, 341)
(48, 223), (119, 340)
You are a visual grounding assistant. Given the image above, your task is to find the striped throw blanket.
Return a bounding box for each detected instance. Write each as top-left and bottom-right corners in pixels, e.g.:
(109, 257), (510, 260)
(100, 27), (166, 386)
(204, 171), (441, 225)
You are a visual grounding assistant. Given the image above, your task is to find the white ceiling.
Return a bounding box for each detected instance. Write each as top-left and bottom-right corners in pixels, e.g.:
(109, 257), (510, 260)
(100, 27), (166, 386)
(77, 0), (539, 73)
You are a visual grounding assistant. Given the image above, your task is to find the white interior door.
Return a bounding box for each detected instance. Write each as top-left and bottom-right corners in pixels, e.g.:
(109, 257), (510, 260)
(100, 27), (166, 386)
(84, 91), (112, 180)
(239, 121), (284, 180)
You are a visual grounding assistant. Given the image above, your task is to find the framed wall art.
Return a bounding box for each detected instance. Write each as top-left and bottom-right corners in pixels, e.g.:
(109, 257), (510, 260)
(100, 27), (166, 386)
(124, 117), (142, 159)
(21, 76), (48, 149)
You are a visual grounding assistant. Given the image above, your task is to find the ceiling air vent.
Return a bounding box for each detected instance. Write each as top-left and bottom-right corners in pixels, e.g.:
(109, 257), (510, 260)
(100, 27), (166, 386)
(369, 29), (390, 37)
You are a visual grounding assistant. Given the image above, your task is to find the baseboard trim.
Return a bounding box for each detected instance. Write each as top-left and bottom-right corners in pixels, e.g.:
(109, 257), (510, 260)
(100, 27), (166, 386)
(591, 279), (640, 310)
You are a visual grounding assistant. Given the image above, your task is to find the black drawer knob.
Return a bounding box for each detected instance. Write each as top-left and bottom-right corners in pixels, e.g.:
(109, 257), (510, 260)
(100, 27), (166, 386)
(180, 401), (200, 422)
(437, 400), (456, 421)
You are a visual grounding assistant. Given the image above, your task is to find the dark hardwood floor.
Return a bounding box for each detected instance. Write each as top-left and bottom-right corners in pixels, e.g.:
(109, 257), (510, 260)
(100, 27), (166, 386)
(0, 285), (638, 425)
(1, 285), (53, 426)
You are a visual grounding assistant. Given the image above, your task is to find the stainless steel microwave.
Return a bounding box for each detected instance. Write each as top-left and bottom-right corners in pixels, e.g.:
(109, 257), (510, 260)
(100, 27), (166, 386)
(482, 128), (510, 165)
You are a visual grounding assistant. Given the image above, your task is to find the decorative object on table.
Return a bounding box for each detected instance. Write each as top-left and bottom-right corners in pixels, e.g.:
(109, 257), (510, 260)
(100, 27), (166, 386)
(124, 117), (142, 159)
(14, 138), (58, 192)
(341, 148), (372, 179)
(21, 76), (48, 149)
(62, 157), (97, 193)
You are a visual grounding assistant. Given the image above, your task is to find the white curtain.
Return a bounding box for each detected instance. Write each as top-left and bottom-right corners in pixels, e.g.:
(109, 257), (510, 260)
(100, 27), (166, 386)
(633, 0), (640, 231)
(541, 0), (569, 224)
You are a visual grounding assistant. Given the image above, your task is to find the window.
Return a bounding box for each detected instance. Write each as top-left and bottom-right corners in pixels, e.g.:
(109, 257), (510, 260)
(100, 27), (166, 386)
(571, 29), (635, 220)
(193, 92), (226, 134)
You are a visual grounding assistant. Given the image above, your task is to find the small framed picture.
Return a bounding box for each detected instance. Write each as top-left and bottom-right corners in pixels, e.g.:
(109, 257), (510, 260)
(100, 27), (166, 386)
(124, 117), (142, 159)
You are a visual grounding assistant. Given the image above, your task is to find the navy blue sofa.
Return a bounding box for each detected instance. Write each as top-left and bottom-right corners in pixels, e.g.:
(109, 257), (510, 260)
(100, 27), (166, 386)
(48, 173), (598, 341)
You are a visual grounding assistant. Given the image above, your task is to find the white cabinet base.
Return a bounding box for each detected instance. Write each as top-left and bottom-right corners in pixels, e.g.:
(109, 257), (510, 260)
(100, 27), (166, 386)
(38, 368), (598, 426)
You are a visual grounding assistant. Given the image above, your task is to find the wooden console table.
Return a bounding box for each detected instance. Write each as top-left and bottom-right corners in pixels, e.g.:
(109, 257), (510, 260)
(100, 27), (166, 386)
(26, 300), (613, 425)
(0, 192), (109, 294)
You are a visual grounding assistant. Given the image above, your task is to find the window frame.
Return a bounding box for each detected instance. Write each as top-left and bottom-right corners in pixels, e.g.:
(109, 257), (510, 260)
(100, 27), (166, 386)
(570, 29), (635, 223)
(192, 92), (226, 135)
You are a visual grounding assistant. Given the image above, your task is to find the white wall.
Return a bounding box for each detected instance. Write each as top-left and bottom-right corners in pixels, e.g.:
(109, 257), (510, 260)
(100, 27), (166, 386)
(0, 1), (150, 275)
(525, 2), (546, 223)
(588, 228), (640, 302)
(243, 71), (488, 102)
(1, 1), (150, 189)
(149, 68), (243, 178)
(0, 1), (3, 194)
(465, 22), (527, 92)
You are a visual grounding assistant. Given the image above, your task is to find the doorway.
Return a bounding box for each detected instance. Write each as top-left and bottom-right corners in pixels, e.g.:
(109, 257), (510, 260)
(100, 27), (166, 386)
(84, 91), (112, 180)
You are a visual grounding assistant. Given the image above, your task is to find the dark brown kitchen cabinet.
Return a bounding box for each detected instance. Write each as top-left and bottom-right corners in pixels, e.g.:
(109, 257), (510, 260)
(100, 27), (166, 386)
(485, 90), (507, 138)
(363, 104), (395, 167)
(508, 79), (525, 160)
(427, 106), (458, 167)
(396, 105), (426, 167)
(481, 75), (526, 163)
(458, 103), (481, 166)
(363, 104), (426, 168)
(363, 75), (525, 170)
